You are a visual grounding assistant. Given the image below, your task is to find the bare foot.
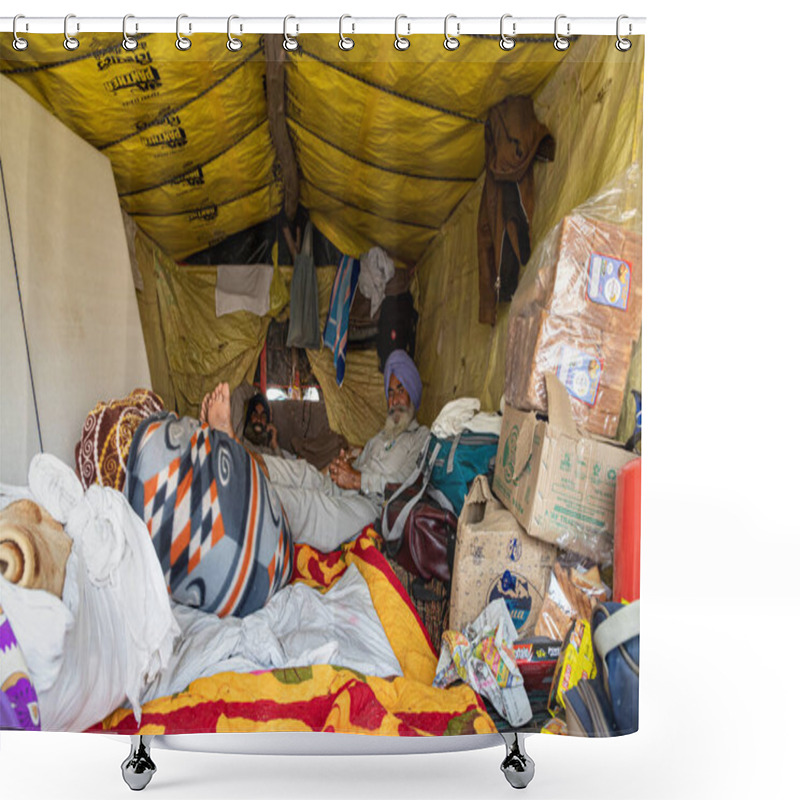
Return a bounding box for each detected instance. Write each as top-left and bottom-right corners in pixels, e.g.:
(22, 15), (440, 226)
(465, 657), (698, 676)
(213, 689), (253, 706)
(204, 382), (235, 438)
(199, 391), (211, 424)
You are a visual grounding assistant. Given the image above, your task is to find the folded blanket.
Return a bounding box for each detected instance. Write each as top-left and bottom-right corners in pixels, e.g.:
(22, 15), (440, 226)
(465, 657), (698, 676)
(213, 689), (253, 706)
(125, 412), (293, 618)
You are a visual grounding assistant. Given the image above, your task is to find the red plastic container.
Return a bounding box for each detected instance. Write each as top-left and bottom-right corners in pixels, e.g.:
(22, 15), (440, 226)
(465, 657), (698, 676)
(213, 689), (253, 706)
(613, 457), (641, 603)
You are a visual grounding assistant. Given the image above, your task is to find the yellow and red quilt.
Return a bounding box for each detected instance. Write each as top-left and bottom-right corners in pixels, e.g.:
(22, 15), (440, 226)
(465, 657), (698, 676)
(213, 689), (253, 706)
(89, 531), (496, 737)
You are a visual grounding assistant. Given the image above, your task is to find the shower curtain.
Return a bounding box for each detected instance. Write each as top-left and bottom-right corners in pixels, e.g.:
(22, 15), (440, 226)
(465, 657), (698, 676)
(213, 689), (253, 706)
(0, 24), (643, 744)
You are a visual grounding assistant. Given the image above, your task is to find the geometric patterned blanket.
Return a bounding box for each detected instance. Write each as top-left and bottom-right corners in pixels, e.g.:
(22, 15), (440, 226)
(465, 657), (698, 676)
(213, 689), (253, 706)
(124, 411), (293, 618)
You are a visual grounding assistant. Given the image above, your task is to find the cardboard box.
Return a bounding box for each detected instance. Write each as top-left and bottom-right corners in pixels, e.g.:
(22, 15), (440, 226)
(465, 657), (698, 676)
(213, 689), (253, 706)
(545, 215), (642, 339)
(512, 215), (642, 339)
(513, 637), (563, 693)
(493, 374), (637, 563)
(505, 307), (634, 438)
(449, 475), (557, 640)
(505, 214), (641, 439)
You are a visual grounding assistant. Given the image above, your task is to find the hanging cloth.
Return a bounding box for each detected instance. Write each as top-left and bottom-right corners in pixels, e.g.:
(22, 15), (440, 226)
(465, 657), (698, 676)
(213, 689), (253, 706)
(323, 254), (361, 386)
(286, 222), (320, 349)
(477, 95), (555, 325)
(215, 264), (274, 318)
(358, 246), (395, 318)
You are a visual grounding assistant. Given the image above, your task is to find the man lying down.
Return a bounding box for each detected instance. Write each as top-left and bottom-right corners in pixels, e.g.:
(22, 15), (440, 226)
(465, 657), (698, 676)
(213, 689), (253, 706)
(124, 348), (429, 618)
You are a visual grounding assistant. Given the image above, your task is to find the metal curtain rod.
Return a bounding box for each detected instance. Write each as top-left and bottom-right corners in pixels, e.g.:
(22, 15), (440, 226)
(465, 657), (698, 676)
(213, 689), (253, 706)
(0, 15), (646, 37)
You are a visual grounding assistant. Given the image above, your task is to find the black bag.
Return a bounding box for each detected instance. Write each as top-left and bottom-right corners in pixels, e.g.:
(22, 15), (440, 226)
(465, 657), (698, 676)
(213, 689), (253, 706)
(377, 291), (418, 371)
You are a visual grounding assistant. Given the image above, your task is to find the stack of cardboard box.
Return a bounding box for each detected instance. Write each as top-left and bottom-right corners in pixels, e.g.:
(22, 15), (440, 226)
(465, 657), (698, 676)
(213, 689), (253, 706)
(449, 215), (640, 661)
(505, 215), (642, 439)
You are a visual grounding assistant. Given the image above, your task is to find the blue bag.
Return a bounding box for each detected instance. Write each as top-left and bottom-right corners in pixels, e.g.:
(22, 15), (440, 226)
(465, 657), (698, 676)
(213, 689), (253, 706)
(427, 430), (498, 516)
(564, 600), (640, 736)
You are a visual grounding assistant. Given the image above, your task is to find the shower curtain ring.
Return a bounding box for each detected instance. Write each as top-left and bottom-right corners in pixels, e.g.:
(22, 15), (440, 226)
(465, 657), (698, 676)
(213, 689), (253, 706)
(12, 15), (28, 51)
(227, 15), (243, 51)
(616, 15), (632, 51)
(122, 15), (138, 51)
(554, 14), (570, 51)
(499, 14), (515, 50)
(283, 16), (298, 51)
(176, 14), (192, 51)
(444, 14), (460, 50)
(63, 14), (79, 51)
(394, 15), (410, 51)
(339, 15), (354, 50)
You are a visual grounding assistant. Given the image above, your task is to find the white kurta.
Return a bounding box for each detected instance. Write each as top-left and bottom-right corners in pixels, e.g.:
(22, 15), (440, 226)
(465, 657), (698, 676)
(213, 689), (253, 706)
(264, 420), (429, 552)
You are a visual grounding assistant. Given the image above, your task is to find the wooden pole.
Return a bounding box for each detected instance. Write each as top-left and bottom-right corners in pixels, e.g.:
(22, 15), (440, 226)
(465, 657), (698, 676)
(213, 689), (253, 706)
(264, 35), (300, 223)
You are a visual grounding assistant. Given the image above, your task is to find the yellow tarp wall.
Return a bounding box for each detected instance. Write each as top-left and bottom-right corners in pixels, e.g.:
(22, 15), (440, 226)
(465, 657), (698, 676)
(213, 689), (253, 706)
(414, 36), (644, 443)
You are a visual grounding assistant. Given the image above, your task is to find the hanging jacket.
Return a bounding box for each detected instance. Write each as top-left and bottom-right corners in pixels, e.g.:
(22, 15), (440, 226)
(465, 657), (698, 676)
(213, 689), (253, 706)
(477, 96), (555, 325)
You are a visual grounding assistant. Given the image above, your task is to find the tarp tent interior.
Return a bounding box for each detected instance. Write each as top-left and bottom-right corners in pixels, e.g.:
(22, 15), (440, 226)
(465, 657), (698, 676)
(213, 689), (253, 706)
(0, 32), (642, 477)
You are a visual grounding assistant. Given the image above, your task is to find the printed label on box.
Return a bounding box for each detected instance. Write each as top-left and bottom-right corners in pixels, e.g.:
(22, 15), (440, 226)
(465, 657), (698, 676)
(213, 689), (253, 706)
(487, 570), (533, 632)
(556, 345), (602, 406)
(587, 253), (631, 311)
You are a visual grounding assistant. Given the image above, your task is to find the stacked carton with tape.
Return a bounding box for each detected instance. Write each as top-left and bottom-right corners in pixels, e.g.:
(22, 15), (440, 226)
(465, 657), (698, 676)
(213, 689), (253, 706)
(505, 214), (642, 438)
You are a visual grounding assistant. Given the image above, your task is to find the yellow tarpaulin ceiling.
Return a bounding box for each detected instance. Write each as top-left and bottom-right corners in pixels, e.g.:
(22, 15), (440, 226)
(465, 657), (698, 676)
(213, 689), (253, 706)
(1, 33), (643, 444)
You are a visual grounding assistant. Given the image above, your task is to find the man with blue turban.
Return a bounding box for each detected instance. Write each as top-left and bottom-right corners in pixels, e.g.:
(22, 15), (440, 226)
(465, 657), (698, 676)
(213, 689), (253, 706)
(200, 348), (429, 552)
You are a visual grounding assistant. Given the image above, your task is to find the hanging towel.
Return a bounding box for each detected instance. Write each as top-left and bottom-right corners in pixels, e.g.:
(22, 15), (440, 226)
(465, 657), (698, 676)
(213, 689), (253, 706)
(358, 246), (395, 318)
(215, 264), (273, 317)
(286, 222), (320, 349)
(323, 254), (361, 386)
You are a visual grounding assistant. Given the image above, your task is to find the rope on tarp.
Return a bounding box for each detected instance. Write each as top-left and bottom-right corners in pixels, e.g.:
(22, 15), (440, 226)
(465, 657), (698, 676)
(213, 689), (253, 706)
(292, 45), (486, 125)
(303, 178), (440, 230)
(128, 178), (279, 218)
(117, 114), (269, 198)
(288, 114), (478, 184)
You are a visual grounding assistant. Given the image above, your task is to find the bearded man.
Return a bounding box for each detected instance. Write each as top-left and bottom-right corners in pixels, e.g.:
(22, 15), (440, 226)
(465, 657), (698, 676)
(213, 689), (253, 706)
(200, 349), (429, 552)
(241, 393), (281, 458)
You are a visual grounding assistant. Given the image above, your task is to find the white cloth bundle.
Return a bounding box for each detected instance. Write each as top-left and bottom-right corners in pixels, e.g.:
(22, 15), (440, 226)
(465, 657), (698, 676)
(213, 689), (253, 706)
(0, 454), (178, 731)
(431, 397), (503, 438)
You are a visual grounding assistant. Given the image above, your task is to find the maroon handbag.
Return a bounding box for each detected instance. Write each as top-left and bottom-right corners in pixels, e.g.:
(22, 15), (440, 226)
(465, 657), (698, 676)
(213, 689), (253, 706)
(383, 478), (458, 584)
(395, 499), (458, 584)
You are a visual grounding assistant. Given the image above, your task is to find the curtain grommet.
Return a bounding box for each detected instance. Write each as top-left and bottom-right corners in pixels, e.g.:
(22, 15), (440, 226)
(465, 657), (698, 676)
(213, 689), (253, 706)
(554, 14), (570, 51)
(176, 14), (192, 51)
(227, 15), (243, 51)
(499, 14), (515, 50)
(339, 15), (355, 51)
(63, 14), (79, 51)
(616, 15), (632, 51)
(444, 14), (460, 51)
(394, 15), (410, 51)
(283, 16), (298, 51)
(12, 15), (29, 51)
(122, 14), (138, 51)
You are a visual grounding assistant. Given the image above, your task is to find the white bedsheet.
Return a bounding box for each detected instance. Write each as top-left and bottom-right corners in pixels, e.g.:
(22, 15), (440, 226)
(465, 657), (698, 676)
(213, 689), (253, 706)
(143, 564), (403, 702)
